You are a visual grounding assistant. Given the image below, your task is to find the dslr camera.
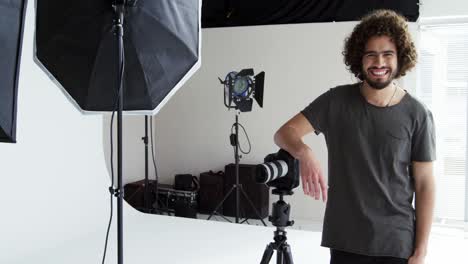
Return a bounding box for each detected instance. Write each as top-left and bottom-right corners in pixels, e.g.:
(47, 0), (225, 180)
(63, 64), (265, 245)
(255, 149), (300, 193)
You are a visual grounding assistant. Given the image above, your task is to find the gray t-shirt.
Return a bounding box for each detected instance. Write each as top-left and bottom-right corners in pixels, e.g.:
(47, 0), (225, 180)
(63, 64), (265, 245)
(301, 83), (436, 259)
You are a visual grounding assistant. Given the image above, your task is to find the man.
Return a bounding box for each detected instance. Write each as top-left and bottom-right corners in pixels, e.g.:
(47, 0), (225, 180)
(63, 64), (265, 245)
(274, 10), (436, 264)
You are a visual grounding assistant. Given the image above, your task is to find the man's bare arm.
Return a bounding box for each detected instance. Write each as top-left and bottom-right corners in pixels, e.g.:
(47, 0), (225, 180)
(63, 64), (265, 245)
(274, 113), (327, 201)
(274, 113), (314, 160)
(411, 161), (436, 259)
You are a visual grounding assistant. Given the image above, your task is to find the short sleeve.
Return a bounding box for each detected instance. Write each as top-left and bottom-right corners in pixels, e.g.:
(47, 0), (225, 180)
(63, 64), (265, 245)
(300, 89), (331, 135)
(411, 110), (436, 161)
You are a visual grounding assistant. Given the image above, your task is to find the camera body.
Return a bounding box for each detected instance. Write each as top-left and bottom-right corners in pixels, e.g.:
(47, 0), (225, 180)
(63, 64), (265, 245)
(256, 149), (300, 192)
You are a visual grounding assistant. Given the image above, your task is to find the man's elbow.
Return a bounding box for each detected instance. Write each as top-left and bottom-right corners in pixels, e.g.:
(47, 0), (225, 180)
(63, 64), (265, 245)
(273, 128), (283, 147)
(274, 124), (293, 146)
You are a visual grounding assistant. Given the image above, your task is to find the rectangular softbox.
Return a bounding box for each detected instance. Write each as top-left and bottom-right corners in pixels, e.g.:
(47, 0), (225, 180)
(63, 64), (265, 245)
(0, 0), (27, 143)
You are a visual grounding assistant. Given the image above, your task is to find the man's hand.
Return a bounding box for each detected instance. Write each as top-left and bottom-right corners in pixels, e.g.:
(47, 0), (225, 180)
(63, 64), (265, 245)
(408, 253), (425, 264)
(298, 147), (327, 201)
(272, 113), (327, 201)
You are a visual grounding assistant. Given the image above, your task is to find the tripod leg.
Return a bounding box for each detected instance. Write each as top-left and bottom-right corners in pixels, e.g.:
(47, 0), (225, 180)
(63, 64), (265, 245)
(260, 243), (275, 264)
(283, 244), (294, 264)
(239, 187), (267, 226)
(276, 248), (283, 264)
(207, 185), (235, 220)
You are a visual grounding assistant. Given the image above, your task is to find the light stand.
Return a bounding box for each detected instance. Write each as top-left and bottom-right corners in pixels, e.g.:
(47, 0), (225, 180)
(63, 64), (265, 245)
(260, 189), (295, 264)
(107, 2), (126, 264)
(142, 116), (165, 214)
(116, 7), (124, 264)
(207, 111), (267, 226)
(142, 116), (150, 211)
(207, 69), (266, 225)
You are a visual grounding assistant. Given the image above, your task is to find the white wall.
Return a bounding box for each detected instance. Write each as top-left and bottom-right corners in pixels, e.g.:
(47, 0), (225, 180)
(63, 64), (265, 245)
(421, 0), (468, 18)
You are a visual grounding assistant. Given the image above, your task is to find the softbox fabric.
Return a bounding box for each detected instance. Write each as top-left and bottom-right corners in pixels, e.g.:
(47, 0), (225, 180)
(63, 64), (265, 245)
(35, 0), (201, 115)
(0, 0), (27, 143)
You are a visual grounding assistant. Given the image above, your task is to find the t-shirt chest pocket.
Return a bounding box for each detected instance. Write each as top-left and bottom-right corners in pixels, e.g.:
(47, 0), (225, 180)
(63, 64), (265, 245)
(379, 127), (411, 162)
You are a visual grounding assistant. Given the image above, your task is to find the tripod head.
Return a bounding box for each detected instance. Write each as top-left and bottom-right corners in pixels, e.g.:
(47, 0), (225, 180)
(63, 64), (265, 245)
(269, 189), (294, 228)
(260, 188), (295, 264)
(272, 188), (293, 196)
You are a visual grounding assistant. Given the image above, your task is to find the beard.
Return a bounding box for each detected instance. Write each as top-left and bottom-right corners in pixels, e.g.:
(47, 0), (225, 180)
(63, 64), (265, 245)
(361, 68), (397, 90)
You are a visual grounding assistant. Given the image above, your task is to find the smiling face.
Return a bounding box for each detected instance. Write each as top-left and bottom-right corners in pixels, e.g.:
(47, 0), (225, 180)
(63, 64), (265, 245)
(361, 35), (398, 90)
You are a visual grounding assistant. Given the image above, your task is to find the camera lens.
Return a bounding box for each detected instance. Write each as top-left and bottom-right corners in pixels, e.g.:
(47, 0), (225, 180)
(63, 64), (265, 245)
(256, 160), (288, 184)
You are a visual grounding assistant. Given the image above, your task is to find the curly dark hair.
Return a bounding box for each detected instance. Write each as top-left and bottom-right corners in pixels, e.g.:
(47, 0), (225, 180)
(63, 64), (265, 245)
(343, 9), (417, 80)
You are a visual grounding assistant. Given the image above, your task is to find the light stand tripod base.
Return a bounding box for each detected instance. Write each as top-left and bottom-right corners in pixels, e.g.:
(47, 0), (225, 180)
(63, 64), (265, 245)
(207, 183), (267, 226)
(207, 112), (266, 226)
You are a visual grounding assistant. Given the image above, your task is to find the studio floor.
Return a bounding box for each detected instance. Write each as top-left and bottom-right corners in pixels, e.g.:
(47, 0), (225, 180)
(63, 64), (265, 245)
(12, 203), (467, 264)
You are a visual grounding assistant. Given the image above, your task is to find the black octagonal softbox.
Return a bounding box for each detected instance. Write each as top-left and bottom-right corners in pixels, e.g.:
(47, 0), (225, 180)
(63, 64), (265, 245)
(35, 0), (201, 115)
(0, 0), (27, 143)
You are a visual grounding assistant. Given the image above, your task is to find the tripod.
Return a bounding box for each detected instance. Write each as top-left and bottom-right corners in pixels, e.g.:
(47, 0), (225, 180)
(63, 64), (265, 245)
(260, 189), (295, 264)
(207, 112), (266, 226)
